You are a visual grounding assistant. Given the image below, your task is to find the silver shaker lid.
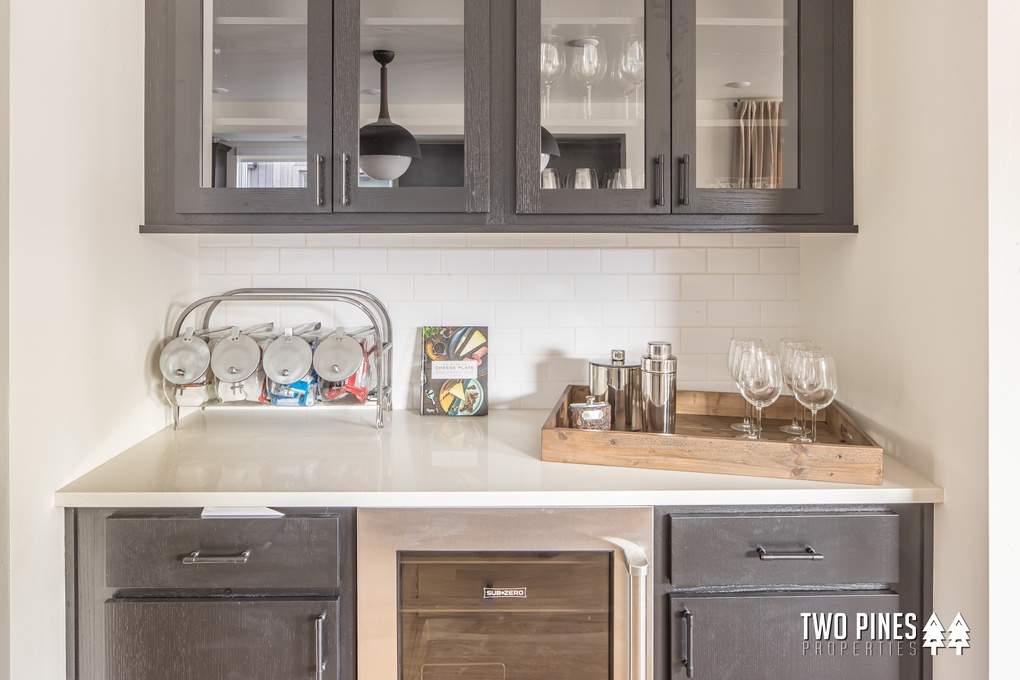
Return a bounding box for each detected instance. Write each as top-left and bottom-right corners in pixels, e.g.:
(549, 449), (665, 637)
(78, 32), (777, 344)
(641, 341), (677, 373)
(590, 349), (640, 369)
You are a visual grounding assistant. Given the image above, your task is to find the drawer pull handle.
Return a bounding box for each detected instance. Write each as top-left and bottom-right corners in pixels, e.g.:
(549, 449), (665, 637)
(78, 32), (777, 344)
(182, 549), (251, 565)
(314, 612), (327, 680)
(756, 546), (824, 561)
(679, 609), (694, 678)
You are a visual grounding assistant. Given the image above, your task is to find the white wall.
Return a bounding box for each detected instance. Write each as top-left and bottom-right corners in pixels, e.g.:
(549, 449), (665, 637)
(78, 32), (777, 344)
(0, 0), (10, 674)
(6, 1), (197, 677)
(802, 0), (988, 677)
(986, 0), (1019, 676)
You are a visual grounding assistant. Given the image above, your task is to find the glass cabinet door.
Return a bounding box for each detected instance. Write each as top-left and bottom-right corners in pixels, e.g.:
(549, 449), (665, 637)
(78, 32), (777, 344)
(516, 0), (671, 214)
(671, 0), (829, 214)
(173, 0), (333, 213)
(334, 0), (489, 213)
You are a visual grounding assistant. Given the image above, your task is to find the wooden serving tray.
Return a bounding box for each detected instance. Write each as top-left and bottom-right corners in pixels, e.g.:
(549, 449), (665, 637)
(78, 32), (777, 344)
(541, 386), (884, 485)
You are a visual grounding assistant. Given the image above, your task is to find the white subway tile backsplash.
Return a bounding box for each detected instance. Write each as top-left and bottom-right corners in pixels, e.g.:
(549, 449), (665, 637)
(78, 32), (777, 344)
(734, 275), (788, 301)
(495, 249), (546, 274)
(466, 275), (521, 301)
(761, 301), (800, 327)
(654, 301), (707, 327)
(681, 274), (734, 300)
(708, 301), (761, 327)
(252, 234), (306, 247)
(442, 249), (494, 274)
(280, 248), (333, 274)
(548, 249), (600, 273)
(574, 275), (629, 300)
(707, 248), (760, 274)
(226, 248), (279, 274)
(548, 301), (602, 328)
(602, 248), (653, 273)
(522, 275), (573, 300)
(601, 301), (657, 327)
(655, 248), (706, 273)
(335, 248), (387, 274)
(761, 247), (800, 273)
(390, 248), (441, 274)
(415, 274), (467, 300)
(202, 238), (799, 410)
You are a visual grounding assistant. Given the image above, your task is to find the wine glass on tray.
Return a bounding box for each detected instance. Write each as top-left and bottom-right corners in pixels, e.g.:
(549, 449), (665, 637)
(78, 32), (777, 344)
(791, 351), (838, 443)
(728, 336), (763, 432)
(735, 348), (783, 440)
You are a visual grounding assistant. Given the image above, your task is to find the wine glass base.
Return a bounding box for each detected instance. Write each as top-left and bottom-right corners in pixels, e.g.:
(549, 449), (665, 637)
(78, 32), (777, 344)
(788, 435), (812, 443)
(730, 422), (752, 432)
(735, 433), (766, 441)
(779, 423), (804, 435)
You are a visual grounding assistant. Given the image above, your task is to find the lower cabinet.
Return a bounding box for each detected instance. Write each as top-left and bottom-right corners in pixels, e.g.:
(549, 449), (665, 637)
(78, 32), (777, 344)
(105, 598), (340, 680)
(655, 505), (933, 680)
(66, 508), (356, 680)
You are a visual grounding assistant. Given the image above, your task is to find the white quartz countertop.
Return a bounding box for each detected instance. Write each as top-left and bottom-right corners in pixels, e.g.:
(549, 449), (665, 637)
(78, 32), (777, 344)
(54, 408), (944, 508)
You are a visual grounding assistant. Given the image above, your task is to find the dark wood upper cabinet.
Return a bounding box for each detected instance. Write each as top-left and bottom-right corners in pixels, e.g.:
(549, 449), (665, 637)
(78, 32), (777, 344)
(143, 0), (852, 232)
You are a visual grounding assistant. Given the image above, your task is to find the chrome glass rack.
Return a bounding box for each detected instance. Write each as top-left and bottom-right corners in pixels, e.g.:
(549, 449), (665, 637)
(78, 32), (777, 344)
(168, 288), (394, 429)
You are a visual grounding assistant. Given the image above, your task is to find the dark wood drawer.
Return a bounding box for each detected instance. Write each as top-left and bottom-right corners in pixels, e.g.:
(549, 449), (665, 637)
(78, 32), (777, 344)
(105, 515), (341, 589)
(668, 512), (899, 587)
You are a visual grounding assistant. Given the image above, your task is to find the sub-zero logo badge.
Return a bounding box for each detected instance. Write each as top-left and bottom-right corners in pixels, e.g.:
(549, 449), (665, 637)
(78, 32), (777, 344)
(483, 587), (527, 598)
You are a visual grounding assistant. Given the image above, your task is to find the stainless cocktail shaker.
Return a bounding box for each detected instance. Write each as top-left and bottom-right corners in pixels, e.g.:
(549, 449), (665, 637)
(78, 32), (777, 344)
(589, 349), (642, 431)
(641, 341), (677, 433)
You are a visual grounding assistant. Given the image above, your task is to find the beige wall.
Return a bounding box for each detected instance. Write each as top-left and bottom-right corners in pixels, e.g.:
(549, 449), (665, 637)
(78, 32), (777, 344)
(802, 0), (988, 676)
(0, 0), (10, 675)
(6, 1), (196, 676)
(986, 0), (1019, 676)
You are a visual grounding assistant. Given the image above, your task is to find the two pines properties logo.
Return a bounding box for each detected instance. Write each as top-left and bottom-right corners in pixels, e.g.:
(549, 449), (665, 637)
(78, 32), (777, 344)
(800, 611), (970, 657)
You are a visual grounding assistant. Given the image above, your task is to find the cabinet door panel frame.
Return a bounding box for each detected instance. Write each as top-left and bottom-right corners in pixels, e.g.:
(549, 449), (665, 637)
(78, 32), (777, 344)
(515, 0), (672, 215)
(173, 0), (334, 214)
(333, 0), (490, 214)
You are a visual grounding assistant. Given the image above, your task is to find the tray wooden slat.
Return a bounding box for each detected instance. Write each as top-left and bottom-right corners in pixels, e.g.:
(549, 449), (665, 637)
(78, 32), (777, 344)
(541, 386), (883, 485)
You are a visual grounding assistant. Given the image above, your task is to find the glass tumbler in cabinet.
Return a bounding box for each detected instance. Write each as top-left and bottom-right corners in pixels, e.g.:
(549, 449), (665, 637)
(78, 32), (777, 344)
(516, 0), (672, 214)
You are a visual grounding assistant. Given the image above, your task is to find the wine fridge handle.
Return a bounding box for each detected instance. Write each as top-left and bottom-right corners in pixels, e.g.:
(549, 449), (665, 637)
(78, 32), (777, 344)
(622, 543), (649, 680)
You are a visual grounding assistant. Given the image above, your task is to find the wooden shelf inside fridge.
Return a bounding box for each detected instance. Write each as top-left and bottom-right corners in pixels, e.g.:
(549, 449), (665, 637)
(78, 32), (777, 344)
(541, 386), (884, 485)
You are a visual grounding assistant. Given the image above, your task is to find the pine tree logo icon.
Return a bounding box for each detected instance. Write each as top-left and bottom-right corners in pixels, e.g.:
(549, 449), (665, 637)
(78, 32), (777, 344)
(922, 613), (945, 655)
(947, 613), (971, 655)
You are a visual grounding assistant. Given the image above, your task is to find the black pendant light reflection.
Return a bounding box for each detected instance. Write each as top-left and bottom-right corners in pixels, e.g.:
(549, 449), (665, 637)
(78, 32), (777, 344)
(540, 126), (560, 171)
(359, 50), (422, 181)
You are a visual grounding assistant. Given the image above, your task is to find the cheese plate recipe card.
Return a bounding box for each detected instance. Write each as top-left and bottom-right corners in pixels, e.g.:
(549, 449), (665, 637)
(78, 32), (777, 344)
(421, 326), (488, 416)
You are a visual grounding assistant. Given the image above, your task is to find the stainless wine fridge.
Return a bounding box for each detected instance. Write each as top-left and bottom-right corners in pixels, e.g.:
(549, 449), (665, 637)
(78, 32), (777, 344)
(357, 508), (653, 680)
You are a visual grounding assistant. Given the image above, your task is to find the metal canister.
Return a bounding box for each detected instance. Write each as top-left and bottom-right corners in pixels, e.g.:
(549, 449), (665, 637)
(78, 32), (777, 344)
(641, 341), (677, 434)
(589, 350), (642, 431)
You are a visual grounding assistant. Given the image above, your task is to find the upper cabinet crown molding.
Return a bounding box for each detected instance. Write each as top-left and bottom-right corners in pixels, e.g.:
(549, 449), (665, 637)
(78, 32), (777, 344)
(143, 0), (853, 233)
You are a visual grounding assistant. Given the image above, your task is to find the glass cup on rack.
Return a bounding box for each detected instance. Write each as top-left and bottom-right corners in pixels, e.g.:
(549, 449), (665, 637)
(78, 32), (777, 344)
(791, 351), (838, 443)
(566, 167), (599, 189)
(540, 35), (566, 118)
(571, 36), (607, 119)
(607, 168), (636, 189)
(541, 167), (562, 189)
(779, 338), (819, 436)
(735, 348), (784, 440)
(727, 336), (764, 432)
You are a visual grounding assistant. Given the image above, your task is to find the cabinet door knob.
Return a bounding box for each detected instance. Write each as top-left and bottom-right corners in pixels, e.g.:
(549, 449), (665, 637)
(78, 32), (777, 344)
(756, 546), (825, 561)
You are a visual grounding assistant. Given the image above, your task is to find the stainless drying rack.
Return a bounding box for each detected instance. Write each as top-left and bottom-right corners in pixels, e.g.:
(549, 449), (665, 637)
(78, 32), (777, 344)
(168, 288), (393, 429)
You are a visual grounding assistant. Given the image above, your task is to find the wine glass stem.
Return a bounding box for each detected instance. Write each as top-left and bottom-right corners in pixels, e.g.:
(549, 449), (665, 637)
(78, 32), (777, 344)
(585, 85), (593, 119)
(743, 399), (751, 429)
(543, 84), (551, 118)
(755, 405), (763, 438)
(811, 409), (818, 442)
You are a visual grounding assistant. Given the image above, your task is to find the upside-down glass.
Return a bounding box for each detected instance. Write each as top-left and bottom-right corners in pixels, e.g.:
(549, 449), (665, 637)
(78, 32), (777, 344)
(779, 338), (818, 435)
(792, 351), (838, 443)
(736, 348), (783, 440)
(727, 336), (763, 432)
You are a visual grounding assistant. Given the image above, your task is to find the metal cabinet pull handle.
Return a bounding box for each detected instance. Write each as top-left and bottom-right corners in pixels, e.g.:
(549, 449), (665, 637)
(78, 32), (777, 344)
(314, 612), (327, 680)
(757, 546), (825, 561)
(181, 549), (251, 564)
(678, 154), (691, 206)
(314, 154), (324, 206)
(679, 609), (694, 678)
(654, 154), (665, 206)
(340, 153), (352, 206)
